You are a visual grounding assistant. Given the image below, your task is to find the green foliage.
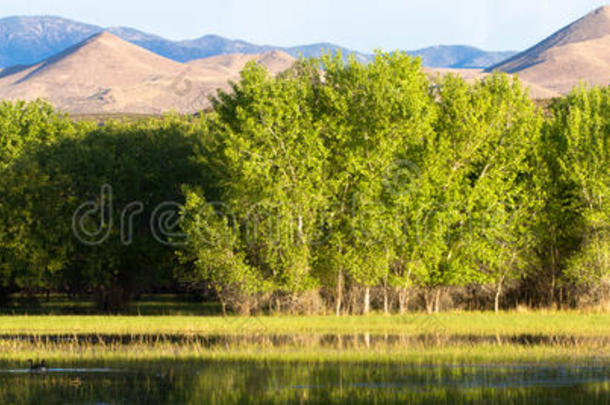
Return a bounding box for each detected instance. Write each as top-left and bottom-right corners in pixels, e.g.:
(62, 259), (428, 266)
(0, 100), (79, 294)
(0, 100), (78, 171)
(434, 73), (542, 310)
(0, 113), (203, 309)
(548, 87), (610, 290)
(1, 63), (610, 313)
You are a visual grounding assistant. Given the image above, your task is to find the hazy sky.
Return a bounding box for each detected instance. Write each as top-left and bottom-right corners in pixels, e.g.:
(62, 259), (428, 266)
(2, 0), (608, 51)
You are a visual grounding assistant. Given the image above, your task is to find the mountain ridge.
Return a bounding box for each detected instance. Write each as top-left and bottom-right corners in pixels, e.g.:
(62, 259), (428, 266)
(489, 5), (610, 93)
(408, 45), (516, 69)
(0, 31), (298, 114)
(0, 15), (514, 69)
(489, 5), (610, 73)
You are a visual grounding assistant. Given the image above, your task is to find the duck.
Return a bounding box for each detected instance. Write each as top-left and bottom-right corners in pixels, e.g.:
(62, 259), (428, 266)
(69, 377), (82, 387)
(27, 359), (48, 373)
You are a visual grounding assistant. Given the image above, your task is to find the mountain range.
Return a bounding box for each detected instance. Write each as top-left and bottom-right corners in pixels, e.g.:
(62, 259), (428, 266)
(0, 15), (515, 69)
(0, 31), (297, 114)
(489, 5), (610, 94)
(0, 6), (609, 114)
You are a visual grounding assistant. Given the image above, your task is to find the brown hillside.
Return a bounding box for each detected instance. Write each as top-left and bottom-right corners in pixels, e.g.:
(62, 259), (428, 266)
(424, 67), (559, 100)
(187, 50), (296, 77)
(490, 6), (610, 94)
(0, 32), (293, 114)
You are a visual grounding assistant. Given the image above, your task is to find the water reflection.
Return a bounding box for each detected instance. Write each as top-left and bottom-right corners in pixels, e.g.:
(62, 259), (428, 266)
(1, 333), (606, 347)
(1, 361), (609, 404)
(1, 367), (119, 374)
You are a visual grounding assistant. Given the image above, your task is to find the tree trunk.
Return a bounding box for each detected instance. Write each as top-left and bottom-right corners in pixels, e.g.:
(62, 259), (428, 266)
(434, 288), (441, 313)
(425, 289), (434, 314)
(383, 286), (389, 315)
(494, 279), (503, 314)
(363, 287), (371, 315)
(335, 270), (343, 316)
(275, 296), (281, 313)
(398, 288), (409, 314)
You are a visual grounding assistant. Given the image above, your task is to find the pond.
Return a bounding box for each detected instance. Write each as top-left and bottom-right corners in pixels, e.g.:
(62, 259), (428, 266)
(1, 361), (609, 404)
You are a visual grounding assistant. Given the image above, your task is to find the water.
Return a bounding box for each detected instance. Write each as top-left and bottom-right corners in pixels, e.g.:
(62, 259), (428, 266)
(1, 361), (609, 404)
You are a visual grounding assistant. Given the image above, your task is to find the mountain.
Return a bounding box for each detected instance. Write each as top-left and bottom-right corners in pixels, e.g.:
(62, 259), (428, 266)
(107, 27), (277, 61)
(283, 43), (371, 63)
(0, 16), (371, 68)
(187, 50), (296, 77)
(423, 67), (559, 100)
(0, 32), (298, 114)
(0, 16), (510, 69)
(489, 6), (610, 93)
(408, 45), (516, 69)
(0, 16), (99, 68)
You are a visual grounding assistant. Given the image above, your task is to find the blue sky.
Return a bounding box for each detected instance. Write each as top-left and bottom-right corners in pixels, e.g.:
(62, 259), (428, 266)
(3, 0), (608, 52)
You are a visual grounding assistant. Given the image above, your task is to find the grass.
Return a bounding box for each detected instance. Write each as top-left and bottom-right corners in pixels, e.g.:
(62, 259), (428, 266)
(0, 312), (609, 336)
(70, 113), (163, 123)
(0, 339), (609, 366)
(0, 294), (222, 316)
(2, 299), (610, 367)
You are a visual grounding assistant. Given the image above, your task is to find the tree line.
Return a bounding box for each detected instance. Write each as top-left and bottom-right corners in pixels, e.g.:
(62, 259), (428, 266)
(0, 52), (609, 313)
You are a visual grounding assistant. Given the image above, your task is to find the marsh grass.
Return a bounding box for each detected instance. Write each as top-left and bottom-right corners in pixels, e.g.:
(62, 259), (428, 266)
(1, 312), (609, 336)
(1, 337), (609, 367)
(0, 312), (608, 367)
(0, 294), (221, 316)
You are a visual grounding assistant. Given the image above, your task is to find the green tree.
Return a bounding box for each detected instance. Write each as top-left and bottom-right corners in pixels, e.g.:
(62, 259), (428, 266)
(0, 100), (80, 303)
(547, 86), (610, 303)
(181, 61), (328, 313)
(449, 73), (542, 313)
(316, 51), (435, 314)
(1, 115), (202, 310)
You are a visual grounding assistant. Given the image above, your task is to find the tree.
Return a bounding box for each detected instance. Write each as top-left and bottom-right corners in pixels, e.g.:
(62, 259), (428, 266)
(450, 73), (541, 313)
(548, 86), (610, 303)
(408, 72), (541, 313)
(0, 114), (202, 310)
(315, 51), (435, 314)
(181, 61), (327, 313)
(0, 100), (80, 303)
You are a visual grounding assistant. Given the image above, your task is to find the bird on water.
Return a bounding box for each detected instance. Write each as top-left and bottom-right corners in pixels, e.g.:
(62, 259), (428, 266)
(27, 359), (48, 373)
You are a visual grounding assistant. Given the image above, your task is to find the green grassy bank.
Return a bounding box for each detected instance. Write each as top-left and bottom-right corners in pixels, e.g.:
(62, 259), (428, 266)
(0, 312), (609, 336)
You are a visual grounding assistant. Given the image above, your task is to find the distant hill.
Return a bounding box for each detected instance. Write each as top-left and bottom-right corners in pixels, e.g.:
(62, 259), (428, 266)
(0, 15), (511, 69)
(5, 7), (610, 113)
(0, 16), (370, 68)
(187, 50), (296, 77)
(408, 45), (516, 69)
(0, 32), (296, 114)
(489, 6), (610, 93)
(0, 16), (99, 68)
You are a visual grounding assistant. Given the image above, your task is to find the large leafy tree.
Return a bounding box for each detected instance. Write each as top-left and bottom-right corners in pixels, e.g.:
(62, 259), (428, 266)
(1, 115), (202, 310)
(442, 73), (542, 313)
(402, 73), (541, 313)
(315, 51), (435, 314)
(180, 61), (328, 313)
(546, 86), (610, 301)
(0, 100), (80, 302)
